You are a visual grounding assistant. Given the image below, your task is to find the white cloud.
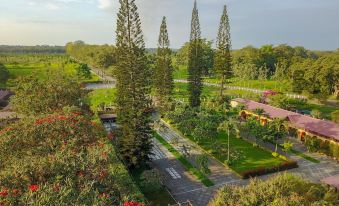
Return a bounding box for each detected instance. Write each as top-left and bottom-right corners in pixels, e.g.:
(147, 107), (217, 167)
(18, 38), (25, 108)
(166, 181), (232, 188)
(46, 3), (60, 10)
(98, 0), (113, 10)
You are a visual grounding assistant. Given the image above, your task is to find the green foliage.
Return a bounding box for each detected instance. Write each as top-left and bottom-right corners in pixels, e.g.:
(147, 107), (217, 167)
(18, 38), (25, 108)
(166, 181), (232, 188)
(209, 173), (338, 206)
(187, 0), (203, 107)
(166, 104), (287, 175)
(10, 73), (85, 115)
(0, 111), (144, 205)
(214, 5), (232, 97)
(330, 110), (339, 123)
(175, 40), (214, 76)
(154, 17), (174, 113)
(139, 169), (163, 193)
(66, 42), (116, 70)
(76, 63), (91, 79)
(281, 141), (293, 154)
(115, 0), (152, 168)
(196, 155), (211, 176)
(310, 109), (322, 119)
(0, 63), (9, 86)
(267, 94), (290, 110)
(305, 136), (339, 159)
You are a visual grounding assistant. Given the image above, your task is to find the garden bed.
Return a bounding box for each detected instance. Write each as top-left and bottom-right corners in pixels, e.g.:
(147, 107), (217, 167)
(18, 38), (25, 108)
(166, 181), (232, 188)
(163, 120), (297, 179)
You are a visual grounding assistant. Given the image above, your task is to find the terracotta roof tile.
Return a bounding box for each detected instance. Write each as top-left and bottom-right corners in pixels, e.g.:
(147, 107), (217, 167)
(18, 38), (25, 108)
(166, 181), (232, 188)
(233, 98), (339, 141)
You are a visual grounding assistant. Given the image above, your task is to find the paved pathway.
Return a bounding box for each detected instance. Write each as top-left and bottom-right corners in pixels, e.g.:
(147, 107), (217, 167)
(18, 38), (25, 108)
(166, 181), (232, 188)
(174, 79), (307, 100)
(152, 121), (247, 206)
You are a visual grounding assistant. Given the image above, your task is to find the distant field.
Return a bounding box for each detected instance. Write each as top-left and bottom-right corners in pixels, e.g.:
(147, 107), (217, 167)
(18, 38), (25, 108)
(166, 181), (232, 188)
(1, 55), (100, 87)
(174, 65), (291, 92)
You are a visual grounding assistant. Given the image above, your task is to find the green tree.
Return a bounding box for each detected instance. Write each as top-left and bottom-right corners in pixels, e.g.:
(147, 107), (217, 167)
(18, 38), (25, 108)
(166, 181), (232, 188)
(154, 16), (174, 113)
(187, 0), (203, 107)
(0, 63), (9, 86)
(10, 73), (84, 115)
(115, 0), (153, 168)
(214, 5), (232, 97)
(218, 118), (238, 163)
(281, 141), (293, 155)
(311, 109), (322, 119)
(76, 63), (91, 79)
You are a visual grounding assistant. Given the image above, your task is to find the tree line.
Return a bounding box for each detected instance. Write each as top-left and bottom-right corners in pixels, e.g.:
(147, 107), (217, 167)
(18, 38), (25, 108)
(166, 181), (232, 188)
(0, 45), (65, 54)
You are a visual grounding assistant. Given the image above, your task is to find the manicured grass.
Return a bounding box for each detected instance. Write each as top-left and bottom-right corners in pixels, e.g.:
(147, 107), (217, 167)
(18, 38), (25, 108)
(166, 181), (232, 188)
(185, 131), (286, 174)
(153, 132), (214, 187)
(130, 166), (176, 206)
(290, 149), (320, 163)
(85, 88), (116, 111)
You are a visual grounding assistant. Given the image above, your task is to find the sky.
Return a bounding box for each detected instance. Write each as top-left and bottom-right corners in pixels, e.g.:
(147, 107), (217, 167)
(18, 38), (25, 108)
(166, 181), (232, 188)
(0, 0), (339, 50)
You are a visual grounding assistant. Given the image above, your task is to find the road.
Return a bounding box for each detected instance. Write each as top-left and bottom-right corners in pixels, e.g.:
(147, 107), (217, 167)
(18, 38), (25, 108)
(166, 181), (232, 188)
(174, 79), (307, 100)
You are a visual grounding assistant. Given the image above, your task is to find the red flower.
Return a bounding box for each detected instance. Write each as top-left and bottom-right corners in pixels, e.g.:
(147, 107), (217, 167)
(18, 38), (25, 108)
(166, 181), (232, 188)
(76, 171), (85, 177)
(124, 201), (144, 206)
(29, 185), (39, 192)
(0, 189), (8, 197)
(12, 189), (19, 195)
(99, 193), (109, 199)
(99, 170), (108, 179)
(107, 133), (114, 141)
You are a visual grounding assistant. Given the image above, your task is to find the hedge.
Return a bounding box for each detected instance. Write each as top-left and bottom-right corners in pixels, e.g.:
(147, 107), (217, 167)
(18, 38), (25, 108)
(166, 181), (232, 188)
(305, 135), (339, 160)
(240, 161), (298, 179)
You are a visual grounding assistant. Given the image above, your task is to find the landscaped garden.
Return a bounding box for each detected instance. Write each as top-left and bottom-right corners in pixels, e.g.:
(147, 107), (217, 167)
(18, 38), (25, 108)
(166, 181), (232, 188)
(165, 100), (298, 178)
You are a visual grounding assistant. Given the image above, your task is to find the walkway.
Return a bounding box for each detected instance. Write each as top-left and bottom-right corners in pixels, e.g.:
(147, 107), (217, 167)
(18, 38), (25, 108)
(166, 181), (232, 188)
(153, 120), (339, 205)
(174, 79), (307, 100)
(153, 120), (247, 206)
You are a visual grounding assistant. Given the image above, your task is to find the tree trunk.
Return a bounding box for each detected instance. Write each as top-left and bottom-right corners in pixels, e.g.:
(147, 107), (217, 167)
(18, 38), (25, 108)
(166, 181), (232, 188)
(220, 74), (225, 97)
(227, 128), (230, 162)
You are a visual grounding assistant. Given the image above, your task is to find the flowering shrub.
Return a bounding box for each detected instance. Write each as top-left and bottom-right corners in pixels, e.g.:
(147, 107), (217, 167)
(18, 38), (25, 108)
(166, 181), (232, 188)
(0, 111), (143, 205)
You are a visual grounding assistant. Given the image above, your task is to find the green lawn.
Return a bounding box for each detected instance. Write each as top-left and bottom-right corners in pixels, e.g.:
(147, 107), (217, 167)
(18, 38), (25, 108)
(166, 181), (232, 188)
(184, 131), (286, 174)
(85, 88), (116, 111)
(154, 132), (214, 187)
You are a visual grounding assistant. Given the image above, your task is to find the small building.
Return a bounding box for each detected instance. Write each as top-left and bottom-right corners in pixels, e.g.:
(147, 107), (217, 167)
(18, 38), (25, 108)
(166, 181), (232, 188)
(321, 174), (339, 190)
(231, 98), (339, 144)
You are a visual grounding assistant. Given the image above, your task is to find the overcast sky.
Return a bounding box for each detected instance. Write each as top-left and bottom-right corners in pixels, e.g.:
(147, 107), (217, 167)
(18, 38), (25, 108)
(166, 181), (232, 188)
(1, 0), (339, 50)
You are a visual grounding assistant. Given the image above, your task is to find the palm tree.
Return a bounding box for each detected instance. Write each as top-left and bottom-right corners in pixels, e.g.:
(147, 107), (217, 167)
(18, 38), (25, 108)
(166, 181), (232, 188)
(253, 108), (265, 122)
(269, 118), (287, 152)
(218, 118), (238, 162)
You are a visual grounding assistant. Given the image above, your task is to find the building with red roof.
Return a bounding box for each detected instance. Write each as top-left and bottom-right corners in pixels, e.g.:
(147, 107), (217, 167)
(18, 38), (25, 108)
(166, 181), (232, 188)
(231, 98), (339, 143)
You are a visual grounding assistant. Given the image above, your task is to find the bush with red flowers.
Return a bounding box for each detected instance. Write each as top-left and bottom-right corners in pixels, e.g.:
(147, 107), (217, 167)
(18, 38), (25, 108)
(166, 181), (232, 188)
(0, 110), (144, 205)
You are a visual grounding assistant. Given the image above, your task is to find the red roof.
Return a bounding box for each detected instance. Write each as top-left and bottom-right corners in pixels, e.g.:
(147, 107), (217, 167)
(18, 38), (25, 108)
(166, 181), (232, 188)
(321, 174), (339, 189)
(233, 98), (339, 141)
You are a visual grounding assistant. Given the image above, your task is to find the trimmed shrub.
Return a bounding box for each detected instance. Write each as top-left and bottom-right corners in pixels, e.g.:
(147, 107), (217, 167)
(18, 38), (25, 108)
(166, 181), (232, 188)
(240, 161), (298, 179)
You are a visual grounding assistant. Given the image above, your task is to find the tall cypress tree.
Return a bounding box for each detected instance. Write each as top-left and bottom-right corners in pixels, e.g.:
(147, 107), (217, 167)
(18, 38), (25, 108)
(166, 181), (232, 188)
(188, 0), (203, 107)
(214, 5), (232, 97)
(115, 0), (152, 168)
(154, 16), (174, 113)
